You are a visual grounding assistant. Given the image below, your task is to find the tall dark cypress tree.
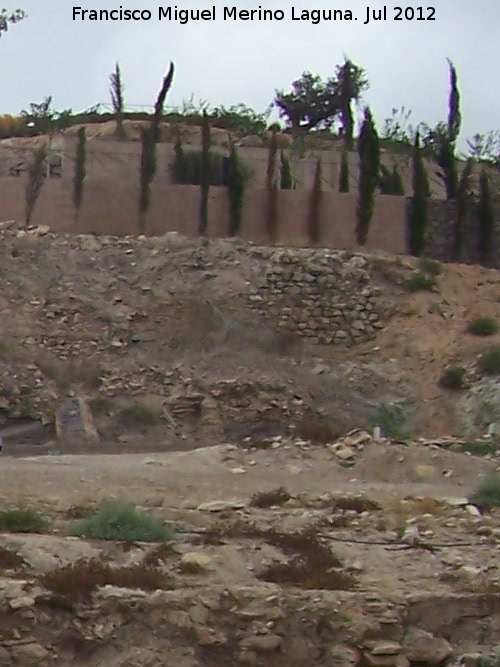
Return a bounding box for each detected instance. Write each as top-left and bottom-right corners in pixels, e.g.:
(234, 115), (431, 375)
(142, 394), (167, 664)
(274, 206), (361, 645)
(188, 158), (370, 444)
(73, 126), (86, 222)
(451, 159), (474, 262)
(280, 151), (292, 190)
(408, 131), (430, 256)
(438, 60), (461, 200)
(266, 130), (278, 241)
(198, 111), (211, 235)
(356, 108), (380, 245)
(307, 158), (322, 244)
(478, 169), (494, 267)
(227, 141), (245, 236)
(447, 59), (461, 144)
(110, 62), (125, 139)
(139, 62), (175, 233)
(339, 148), (349, 192)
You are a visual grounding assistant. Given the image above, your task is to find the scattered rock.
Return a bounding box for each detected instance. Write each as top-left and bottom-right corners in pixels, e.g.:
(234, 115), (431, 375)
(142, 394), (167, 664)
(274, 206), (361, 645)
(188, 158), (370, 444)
(403, 628), (453, 665)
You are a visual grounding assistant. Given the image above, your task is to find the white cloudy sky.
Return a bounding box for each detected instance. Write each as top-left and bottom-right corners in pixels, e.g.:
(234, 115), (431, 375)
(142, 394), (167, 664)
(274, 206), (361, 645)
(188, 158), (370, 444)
(1, 0), (499, 145)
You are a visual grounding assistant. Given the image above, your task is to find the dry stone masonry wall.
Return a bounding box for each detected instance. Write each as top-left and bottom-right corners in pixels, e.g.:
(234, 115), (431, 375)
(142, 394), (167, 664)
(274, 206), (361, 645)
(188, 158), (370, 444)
(246, 247), (384, 345)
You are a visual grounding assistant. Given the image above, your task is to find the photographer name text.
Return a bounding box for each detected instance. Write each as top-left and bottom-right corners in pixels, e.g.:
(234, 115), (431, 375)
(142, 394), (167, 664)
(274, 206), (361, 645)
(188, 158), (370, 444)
(72, 5), (437, 26)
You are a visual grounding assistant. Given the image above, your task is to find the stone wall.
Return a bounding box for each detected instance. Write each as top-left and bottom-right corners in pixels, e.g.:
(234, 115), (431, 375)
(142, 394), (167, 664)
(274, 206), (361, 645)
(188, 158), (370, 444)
(246, 246), (383, 345)
(421, 199), (500, 268)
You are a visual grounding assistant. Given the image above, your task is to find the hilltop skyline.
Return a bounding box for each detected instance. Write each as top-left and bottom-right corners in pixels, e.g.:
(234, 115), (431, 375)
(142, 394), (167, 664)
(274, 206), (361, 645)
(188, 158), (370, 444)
(1, 0), (499, 148)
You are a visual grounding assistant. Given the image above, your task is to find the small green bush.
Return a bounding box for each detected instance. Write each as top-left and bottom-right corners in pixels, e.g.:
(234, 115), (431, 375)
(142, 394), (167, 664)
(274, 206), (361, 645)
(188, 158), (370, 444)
(405, 272), (438, 292)
(374, 403), (410, 439)
(69, 501), (172, 542)
(477, 657), (500, 667)
(467, 317), (499, 337)
(460, 441), (498, 457)
(477, 346), (500, 375)
(439, 365), (466, 390)
(418, 257), (442, 276)
(469, 473), (500, 509)
(0, 506), (50, 533)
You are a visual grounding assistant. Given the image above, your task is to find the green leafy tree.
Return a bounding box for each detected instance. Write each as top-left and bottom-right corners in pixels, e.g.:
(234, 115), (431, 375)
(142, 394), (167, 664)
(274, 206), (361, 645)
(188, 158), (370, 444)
(339, 148), (349, 192)
(307, 158), (322, 244)
(109, 62), (125, 138)
(20, 96), (73, 135)
(356, 108), (380, 245)
(408, 131), (430, 256)
(451, 159), (474, 261)
(227, 141), (246, 236)
(274, 72), (338, 136)
(274, 63), (367, 138)
(198, 111), (211, 235)
(280, 151), (292, 189)
(73, 127), (86, 222)
(467, 131), (500, 165)
(477, 169), (494, 267)
(266, 131), (279, 240)
(0, 8), (26, 36)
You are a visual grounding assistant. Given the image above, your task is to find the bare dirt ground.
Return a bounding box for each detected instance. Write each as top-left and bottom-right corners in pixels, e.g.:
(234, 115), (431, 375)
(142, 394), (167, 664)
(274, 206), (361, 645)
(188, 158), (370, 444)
(0, 229), (499, 665)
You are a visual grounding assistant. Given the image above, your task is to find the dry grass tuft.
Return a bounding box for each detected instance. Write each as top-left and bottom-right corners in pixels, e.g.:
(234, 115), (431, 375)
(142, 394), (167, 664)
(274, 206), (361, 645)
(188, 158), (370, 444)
(39, 558), (173, 603)
(258, 528), (355, 590)
(250, 487), (291, 508)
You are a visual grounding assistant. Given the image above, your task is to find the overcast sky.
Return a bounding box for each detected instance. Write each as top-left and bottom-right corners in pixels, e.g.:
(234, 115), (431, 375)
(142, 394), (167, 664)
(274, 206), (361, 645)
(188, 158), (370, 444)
(2, 0), (499, 145)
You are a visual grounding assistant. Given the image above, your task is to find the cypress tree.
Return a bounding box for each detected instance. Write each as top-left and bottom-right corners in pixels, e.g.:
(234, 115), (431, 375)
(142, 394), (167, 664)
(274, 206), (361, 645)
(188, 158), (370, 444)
(451, 159), (474, 262)
(447, 59), (461, 144)
(408, 131), (430, 256)
(356, 108), (380, 245)
(171, 134), (188, 184)
(138, 62), (175, 233)
(227, 141), (245, 236)
(307, 158), (322, 244)
(266, 131), (278, 241)
(139, 127), (155, 230)
(73, 126), (86, 222)
(478, 169), (494, 267)
(280, 151), (292, 189)
(339, 148), (349, 192)
(198, 111), (211, 235)
(109, 62), (125, 139)
(25, 145), (47, 226)
(437, 60), (461, 200)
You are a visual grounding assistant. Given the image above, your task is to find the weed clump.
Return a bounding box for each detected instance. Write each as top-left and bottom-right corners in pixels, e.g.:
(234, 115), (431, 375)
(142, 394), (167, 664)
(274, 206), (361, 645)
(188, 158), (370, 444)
(69, 501), (172, 542)
(0, 506), (50, 534)
(405, 272), (438, 292)
(467, 317), (498, 337)
(439, 365), (466, 390)
(250, 487), (291, 508)
(460, 441), (498, 457)
(418, 257), (442, 276)
(40, 558), (172, 603)
(373, 403), (410, 439)
(258, 528), (354, 590)
(477, 346), (500, 375)
(469, 473), (500, 509)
